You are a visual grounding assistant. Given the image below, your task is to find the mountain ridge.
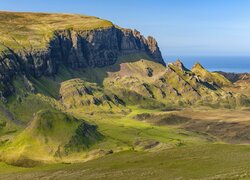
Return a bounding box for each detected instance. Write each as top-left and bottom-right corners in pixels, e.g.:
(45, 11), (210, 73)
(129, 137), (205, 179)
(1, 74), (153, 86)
(0, 12), (164, 101)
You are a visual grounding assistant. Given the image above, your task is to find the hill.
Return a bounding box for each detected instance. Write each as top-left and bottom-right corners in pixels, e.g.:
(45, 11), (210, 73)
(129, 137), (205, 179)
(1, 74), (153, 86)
(0, 11), (164, 102)
(103, 59), (249, 108)
(0, 11), (249, 179)
(217, 71), (250, 97)
(0, 109), (103, 167)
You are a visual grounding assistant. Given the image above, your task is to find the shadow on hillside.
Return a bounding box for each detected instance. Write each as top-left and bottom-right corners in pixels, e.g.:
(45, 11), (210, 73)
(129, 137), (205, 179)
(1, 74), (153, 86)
(56, 53), (165, 87)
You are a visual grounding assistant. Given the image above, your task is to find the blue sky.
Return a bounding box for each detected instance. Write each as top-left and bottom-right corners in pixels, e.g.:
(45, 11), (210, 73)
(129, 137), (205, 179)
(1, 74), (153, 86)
(1, 0), (250, 56)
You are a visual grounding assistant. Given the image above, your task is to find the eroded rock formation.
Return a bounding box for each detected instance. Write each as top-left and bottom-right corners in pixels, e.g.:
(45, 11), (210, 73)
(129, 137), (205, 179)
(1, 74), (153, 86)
(0, 26), (164, 98)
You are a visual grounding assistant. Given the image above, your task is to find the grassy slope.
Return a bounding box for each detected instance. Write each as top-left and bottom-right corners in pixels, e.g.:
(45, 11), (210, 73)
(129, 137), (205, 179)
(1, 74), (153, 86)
(3, 105), (250, 179)
(4, 77), (63, 124)
(0, 53), (154, 141)
(0, 11), (113, 52)
(192, 63), (232, 86)
(0, 109), (103, 166)
(0, 102), (20, 137)
(69, 106), (208, 151)
(0, 53), (249, 178)
(0, 103), (212, 168)
(1, 144), (250, 179)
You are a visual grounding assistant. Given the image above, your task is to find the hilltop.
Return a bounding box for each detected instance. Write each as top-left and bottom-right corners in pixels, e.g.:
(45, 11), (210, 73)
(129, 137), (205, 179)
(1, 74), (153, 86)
(0, 11), (113, 51)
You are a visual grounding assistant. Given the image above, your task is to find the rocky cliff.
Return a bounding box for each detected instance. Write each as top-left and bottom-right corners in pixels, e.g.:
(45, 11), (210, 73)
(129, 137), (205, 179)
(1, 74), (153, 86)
(50, 27), (164, 70)
(0, 13), (164, 100)
(216, 71), (250, 83)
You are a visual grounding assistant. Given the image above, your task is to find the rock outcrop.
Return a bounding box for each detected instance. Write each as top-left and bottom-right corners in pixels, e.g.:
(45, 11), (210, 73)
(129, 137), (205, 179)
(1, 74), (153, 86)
(50, 27), (164, 69)
(0, 26), (164, 99)
(216, 71), (250, 83)
(59, 78), (125, 109)
(104, 59), (250, 108)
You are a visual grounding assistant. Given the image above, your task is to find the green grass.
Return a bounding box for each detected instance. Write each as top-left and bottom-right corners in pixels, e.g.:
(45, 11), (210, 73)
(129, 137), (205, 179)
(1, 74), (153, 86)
(4, 77), (64, 124)
(0, 50), (249, 179)
(192, 62), (232, 86)
(0, 56), (246, 169)
(0, 109), (103, 167)
(0, 162), (67, 175)
(0, 103), (20, 137)
(0, 99), (211, 167)
(69, 106), (210, 153)
(6, 94), (55, 123)
(1, 144), (250, 179)
(0, 11), (113, 52)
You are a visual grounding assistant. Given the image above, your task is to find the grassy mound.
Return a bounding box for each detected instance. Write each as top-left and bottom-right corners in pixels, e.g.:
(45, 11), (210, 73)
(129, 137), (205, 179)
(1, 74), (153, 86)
(134, 112), (190, 126)
(0, 109), (103, 167)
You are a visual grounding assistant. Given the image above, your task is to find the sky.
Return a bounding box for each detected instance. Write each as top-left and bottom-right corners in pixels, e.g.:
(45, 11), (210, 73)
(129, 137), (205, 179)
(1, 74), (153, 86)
(1, 0), (250, 57)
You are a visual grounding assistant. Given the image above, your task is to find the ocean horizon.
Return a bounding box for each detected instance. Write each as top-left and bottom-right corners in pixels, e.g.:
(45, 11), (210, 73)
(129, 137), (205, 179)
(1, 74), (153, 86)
(165, 56), (250, 73)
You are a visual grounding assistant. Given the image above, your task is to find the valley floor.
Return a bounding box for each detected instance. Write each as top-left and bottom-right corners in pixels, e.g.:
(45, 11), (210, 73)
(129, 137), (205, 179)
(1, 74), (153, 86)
(1, 144), (250, 179)
(1, 107), (250, 179)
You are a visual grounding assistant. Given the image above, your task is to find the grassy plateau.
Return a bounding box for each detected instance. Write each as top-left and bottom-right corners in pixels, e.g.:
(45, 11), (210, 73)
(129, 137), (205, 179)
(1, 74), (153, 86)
(0, 11), (113, 52)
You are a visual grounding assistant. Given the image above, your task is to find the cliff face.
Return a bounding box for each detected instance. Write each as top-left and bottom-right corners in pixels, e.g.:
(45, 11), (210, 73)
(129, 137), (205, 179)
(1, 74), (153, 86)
(216, 71), (250, 83)
(50, 27), (164, 69)
(0, 26), (164, 99)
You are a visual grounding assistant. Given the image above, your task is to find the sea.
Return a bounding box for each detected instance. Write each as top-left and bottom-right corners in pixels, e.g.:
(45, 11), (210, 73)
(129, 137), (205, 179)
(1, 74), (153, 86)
(165, 56), (250, 73)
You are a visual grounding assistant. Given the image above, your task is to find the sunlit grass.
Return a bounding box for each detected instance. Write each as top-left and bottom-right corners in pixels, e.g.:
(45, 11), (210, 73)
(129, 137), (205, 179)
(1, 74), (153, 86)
(0, 11), (113, 52)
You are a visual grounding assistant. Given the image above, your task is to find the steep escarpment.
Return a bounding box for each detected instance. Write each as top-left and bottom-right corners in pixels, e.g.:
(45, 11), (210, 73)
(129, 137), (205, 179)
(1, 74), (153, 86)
(0, 12), (164, 100)
(49, 27), (164, 69)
